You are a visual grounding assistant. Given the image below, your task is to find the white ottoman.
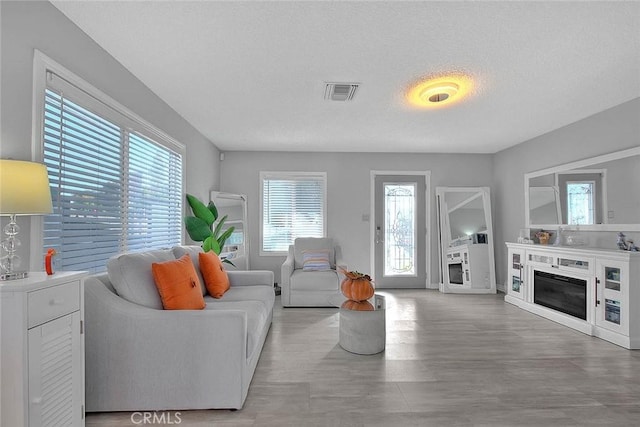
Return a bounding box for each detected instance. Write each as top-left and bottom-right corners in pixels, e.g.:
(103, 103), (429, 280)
(339, 295), (386, 355)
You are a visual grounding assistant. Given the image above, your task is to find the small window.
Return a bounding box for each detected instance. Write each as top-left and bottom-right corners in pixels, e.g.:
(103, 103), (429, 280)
(566, 181), (595, 225)
(260, 172), (327, 255)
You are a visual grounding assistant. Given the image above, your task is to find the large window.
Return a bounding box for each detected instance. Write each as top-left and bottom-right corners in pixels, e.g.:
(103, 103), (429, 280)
(260, 172), (326, 255)
(36, 56), (184, 272)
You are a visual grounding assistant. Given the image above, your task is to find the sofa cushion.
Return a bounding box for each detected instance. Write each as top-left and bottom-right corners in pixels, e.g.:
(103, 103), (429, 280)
(221, 285), (276, 311)
(293, 237), (335, 269)
(151, 254), (206, 310)
(290, 269), (339, 291)
(203, 298), (270, 359)
(302, 250), (331, 271)
(199, 251), (230, 298)
(107, 249), (175, 309)
(172, 246), (207, 296)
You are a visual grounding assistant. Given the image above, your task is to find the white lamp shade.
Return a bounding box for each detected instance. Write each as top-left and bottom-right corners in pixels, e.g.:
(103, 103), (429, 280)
(0, 159), (53, 215)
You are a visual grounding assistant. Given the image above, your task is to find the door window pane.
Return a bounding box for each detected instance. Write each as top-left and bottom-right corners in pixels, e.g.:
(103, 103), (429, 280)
(384, 184), (415, 276)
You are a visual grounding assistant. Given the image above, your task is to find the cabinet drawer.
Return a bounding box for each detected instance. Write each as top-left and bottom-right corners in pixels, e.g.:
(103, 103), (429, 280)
(28, 281), (80, 328)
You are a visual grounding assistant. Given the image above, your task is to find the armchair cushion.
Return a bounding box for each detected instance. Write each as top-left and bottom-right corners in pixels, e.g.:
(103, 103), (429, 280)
(293, 237), (335, 269)
(302, 250), (331, 271)
(151, 254), (206, 310)
(290, 269), (340, 291)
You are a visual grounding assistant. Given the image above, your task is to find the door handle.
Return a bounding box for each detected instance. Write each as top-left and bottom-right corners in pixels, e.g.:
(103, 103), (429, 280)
(375, 226), (383, 244)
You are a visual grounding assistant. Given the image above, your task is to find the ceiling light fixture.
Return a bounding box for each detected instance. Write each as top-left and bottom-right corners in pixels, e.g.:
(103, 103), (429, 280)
(407, 74), (473, 108)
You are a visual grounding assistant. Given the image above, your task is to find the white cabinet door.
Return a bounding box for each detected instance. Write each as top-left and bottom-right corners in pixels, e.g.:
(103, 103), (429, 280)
(28, 312), (83, 427)
(507, 248), (526, 300)
(595, 259), (628, 336)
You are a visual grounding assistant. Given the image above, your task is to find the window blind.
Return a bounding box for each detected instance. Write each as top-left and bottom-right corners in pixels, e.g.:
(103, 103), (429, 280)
(127, 132), (183, 251)
(42, 83), (182, 272)
(261, 172), (326, 253)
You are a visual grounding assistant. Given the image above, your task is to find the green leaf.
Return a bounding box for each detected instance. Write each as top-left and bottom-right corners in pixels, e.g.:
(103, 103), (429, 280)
(209, 237), (221, 255)
(202, 235), (214, 252)
(222, 258), (236, 268)
(217, 226), (235, 249)
(212, 215), (228, 239)
(203, 235), (221, 254)
(184, 216), (213, 242)
(207, 202), (219, 222)
(186, 194), (215, 226)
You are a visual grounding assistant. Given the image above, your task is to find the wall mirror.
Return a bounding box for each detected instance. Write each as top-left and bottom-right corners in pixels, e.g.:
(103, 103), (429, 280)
(210, 191), (249, 270)
(525, 147), (640, 231)
(436, 187), (496, 294)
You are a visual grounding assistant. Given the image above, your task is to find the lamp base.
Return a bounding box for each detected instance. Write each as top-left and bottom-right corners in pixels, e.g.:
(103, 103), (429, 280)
(0, 271), (29, 281)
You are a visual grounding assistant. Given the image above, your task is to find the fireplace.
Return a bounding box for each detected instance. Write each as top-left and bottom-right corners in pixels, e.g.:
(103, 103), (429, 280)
(534, 270), (587, 320)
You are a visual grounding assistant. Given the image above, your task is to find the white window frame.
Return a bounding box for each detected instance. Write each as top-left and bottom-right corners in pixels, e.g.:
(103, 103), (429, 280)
(30, 51), (186, 270)
(259, 171), (327, 256)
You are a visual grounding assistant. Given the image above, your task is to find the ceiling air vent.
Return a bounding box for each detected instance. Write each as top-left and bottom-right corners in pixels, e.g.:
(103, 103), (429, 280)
(324, 82), (359, 101)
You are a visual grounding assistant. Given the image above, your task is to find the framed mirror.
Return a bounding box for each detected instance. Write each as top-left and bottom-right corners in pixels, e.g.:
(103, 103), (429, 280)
(210, 191), (249, 270)
(524, 147), (640, 231)
(436, 187), (496, 294)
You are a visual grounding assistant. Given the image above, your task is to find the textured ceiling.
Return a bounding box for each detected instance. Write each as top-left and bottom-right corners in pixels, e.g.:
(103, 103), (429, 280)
(50, 1), (640, 153)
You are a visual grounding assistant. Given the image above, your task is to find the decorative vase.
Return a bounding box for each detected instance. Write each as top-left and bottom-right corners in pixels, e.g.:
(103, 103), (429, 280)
(538, 233), (550, 245)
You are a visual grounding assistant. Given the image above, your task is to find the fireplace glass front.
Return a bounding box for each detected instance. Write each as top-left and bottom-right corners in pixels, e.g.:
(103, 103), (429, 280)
(534, 270), (587, 320)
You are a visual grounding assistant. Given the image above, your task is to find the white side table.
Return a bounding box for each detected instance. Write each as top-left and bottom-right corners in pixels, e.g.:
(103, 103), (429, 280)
(0, 271), (87, 427)
(338, 294), (386, 355)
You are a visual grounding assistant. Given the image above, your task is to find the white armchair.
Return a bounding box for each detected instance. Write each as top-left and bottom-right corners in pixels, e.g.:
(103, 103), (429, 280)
(281, 237), (346, 307)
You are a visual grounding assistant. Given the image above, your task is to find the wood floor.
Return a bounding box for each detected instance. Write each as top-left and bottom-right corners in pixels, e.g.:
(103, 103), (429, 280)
(87, 290), (640, 426)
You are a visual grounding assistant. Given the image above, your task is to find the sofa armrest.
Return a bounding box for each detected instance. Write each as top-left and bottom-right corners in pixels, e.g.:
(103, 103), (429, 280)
(335, 245), (347, 280)
(281, 246), (294, 287)
(280, 246), (295, 306)
(227, 270), (274, 287)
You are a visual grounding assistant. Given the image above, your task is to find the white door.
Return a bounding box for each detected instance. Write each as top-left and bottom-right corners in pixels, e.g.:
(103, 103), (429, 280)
(373, 174), (428, 288)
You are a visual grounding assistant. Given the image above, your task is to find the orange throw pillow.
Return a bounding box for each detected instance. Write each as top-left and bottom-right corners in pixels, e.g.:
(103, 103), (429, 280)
(151, 254), (206, 310)
(199, 251), (230, 298)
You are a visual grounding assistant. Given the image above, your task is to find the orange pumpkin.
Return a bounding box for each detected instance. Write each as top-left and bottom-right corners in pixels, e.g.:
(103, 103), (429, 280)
(341, 300), (374, 311)
(340, 277), (374, 302)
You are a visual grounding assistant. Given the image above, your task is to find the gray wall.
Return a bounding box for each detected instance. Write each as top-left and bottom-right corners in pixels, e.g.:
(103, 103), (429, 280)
(2, 2), (637, 287)
(493, 98), (640, 288)
(220, 152), (494, 284)
(0, 1), (220, 268)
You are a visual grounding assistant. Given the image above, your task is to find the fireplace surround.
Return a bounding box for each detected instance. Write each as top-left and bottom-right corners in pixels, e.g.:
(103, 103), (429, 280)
(505, 243), (640, 349)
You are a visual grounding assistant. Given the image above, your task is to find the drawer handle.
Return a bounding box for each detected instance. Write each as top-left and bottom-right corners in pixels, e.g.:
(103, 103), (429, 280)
(50, 297), (65, 306)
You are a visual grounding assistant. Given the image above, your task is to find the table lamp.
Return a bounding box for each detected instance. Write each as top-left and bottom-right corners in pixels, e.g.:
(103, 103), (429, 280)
(0, 159), (53, 280)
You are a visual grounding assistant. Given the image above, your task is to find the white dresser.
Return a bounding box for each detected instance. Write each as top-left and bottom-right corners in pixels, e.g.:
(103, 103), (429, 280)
(505, 243), (640, 349)
(1, 271), (87, 426)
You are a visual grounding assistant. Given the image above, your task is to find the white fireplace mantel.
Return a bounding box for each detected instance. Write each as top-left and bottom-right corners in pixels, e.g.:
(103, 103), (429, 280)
(504, 242), (640, 349)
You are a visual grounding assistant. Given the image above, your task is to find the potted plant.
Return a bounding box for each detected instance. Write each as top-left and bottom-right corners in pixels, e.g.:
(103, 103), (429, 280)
(184, 194), (235, 265)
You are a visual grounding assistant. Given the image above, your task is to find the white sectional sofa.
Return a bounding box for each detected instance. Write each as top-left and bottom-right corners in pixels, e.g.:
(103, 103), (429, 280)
(84, 246), (274, 411)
